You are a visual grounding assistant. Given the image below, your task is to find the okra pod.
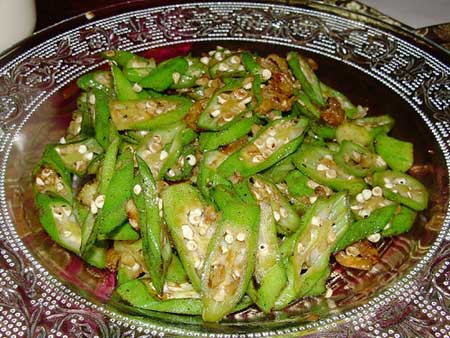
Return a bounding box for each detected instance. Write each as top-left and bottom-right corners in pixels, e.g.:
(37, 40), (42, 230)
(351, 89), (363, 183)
(139, 56), (189, 92)
(375, 134), (413, 172)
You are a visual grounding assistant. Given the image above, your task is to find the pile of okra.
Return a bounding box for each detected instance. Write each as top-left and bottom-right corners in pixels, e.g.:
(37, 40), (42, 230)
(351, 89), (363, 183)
(33, 46), (429, 322)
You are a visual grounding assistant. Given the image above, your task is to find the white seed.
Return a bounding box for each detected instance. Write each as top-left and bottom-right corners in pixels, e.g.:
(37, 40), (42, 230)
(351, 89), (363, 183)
(171, 72), (181, 84)
(133, 184), (142, 195)
(345, 245), (360, 256)
(167, 169), (176, 177)
(328, 231), (336, 243)
(236, 232), (246, 241)
(148, 142), (162, 153)
(188, 213), (201, 225)
(252, 155), (264, 163)
(182, 225), (194, 240)
(356, 193), (365, 203)
(376, 157), (387, 167)
(362, 189), (372, 200)
(324, 154), (333, 161)
(311, 216), (321, 226)
(129, 218), (139, 229)
(217, 94), (228, 104)
(218, 63), (229, 72)
(215, 52), (224, 61)
(90, 201), (98, 215)
(210, 109), (221, 118)
(53, 211), (63, 220)
(221, 244), (229, 254)
(36, 177), (45, 186)
(88, 94), (96, 105)
(186, 155), (197, 166)
(230, 55), (241, 64)
(273, 211), (281, 222)
(325, 288), (333, 298)
(307, 180), (319, 189)
(160, 150), (169, 160)
(325, 169), (337, 179)
(232, 270), (241, 279)
(42, 168), (52, 177)
(75, 161), (84, 171)
(240, 96), (252, 105)
(350, 204), (362, 210)
(59, 137), (66, 144)
(243, 81), (252, 90)
(95, 194), (105, 208)
(261, 68), (272, 81)
(351, 151), (361, 162)
(213, 289), (226, 302)
(265, 137), (277, 149)
(132, 83), (143, 92)
(194, 259), (203, 269)
(309, 196), (318, 204)
(186, 241), (198, 251)
(317, 163), (329, 171)
(56, 182), (64, 192)
(131, 262), (140, 272)
(367, 233), (381, 243)
(225, 233), (234, 244)
(259, 244), (267, 251)
(279, 207), (288, 218)
(359, 209), (370, 218)
(84, 152), (94, 161)
(158, 198), (163, 210)
(395, 178), (407, 185)
(372, 186), (383, 197)
(200, 56), (210, 65)
(198, 226), (207, 236)
(297, 243), (304, 253)
(383, 177), (391, 184)
(384, 222), (391, 230)
(190, 208), (202, 217)
(78, 145), (87, 154)
(385, 182), (394, 189)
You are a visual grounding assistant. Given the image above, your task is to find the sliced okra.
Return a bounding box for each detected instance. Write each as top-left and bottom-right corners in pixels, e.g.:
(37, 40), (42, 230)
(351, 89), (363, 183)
(336, 121), (371, 147)
(334, 140), (387, 177)
(375, 134), (413, 172)
(293, 90), (321, 119)
(33, 145), (73, 203)
(103, 221), (140, 241)
(197, 79), (253, 131)
(197, 150), (232, 203)
(349, 186), (394, 220)
(109, 95), (192, 130)
(309, 121), (337, 140)
(210, 52), (246, 78)
(139, 56), (189, 92)
(199, 116), (258, 152)
(111, 64), (141, 101)
(382, 206), (417, 237)
(93, 89), (113, 149)
(292, 192), (350, 296)
(261, 153), (296, 184)
(249, 202), (287, 313)
(103, 50), (156, 83)
(293, 144), (367, 195)
(76, 70), (112, 94)
(171, 56), (208, 89)
(162, 183), (220, 291)
(334, 204), (397, 253)
(353, 115), (395, 138)
(287, 52), (325, 107)
(166, 254), (189, 284)
(164, 143), (197, 182)
(35, 194), (81, 254)
(133, 156), (172, 294)
(246, 175), (302, 234)
(218, 117), (309, 178)
(113, 239), (146, 284)
(320, 82), (361, 119)
(201, 200), (259, 322)
(373, 170), (428, 211)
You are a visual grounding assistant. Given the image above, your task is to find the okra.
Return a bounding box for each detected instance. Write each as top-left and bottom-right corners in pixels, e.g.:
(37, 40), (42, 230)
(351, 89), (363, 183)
(103, 222), (140, 241)
(77, 70), (112, 94)
(111, 64), (140, 101)
(164, 143), (197, 182)
(218, 117), (309, 178)
(133, 156), (172, 293)
(293, 144), (367, 195)
(373, 170), (428, 211)
(197, 150), (232, 203)
(197, 79), (253, 131)
(201, 200), (259, 322)
(261, 153), (296, 184)
(382, 206), (417, 237)
(93, 89), (113, 149)
(287, 52), (325, 107)
(375, 134), (413, 172)
(320, 82), (358, 119)
(209, 52), (246, 78)
(293, 91), (321, 119)
(162, 183), (219, 291)
(353, 115), (395, 138)
(109, 95), (192, 130)
(334, 140), (387, 177)
(336, 122), (371, 147)
(171, 56), (208, 89)
(139, 56), (189, 92)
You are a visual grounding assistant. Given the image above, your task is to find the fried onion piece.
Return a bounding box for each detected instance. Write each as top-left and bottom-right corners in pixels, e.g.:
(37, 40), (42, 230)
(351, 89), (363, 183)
(320, 97), (345, 127)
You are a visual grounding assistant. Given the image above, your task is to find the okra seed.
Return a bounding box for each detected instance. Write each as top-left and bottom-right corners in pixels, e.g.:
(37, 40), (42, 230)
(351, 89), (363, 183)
(236, 232), (246, 241)
(396, 178), (406, 185)
(268, 129), (276, 137)
(172, 72), (181, 84)
(158, 198), (163, 210)
(78, 145), (88, 154)
(384, 177), (391, 184)
(182, 225), (194, 240)
(210, 109), (221, 118)
(75, 161), (84, 171)
(243, 82), (252, 90)
(323, 154), (333, 161)
(84, 152), (94, 161)
(325, 288), (333, 298)
(240, 96), (252, 106)
(367, 233), (381, 243)
(53, 211), (63, 220)
(200, 56), (210, 65)
(311, 216), (321, 226)
(90, 201), (98, 215)
(351, 151), (361, 162)
(217, 94), (228, 104)
(218, 63), (229, 71)
(317, 164), (329, 171)
(376, 157), (386, 167)
(307, 180), (319, 189)
(42, 168), (52, 177)
(273, 211), (281, 222)
(230, 55), (241, 64)
(215, 52), (224, 61)
(265, 137), (277, 149)
(36, 177), (45, 186)
(194, 259), (203, 269)
(345, 246), (360, 256)
(223, 113), (234, 122)
(385, 182), (393, 189)
(225, 233), (234, 244)
(253, 191), (262, 200)
(167, 169), (176, 177)
(188, 213), (201, 225)
(359, 209), (370, 218)
(74, 126), (81, 135)
(356, 193), (365, 203)
(297, 243), (304, 253)
(186, 241), (198, 251)
(327, 231), (336, 243)
(62, 230), (72, 238)
(325, 169), (337, 179)
(160, 150), (169, 160)
(279, 207), (288, 218)
(221, 244), (229, 254)
(384, 222), (391, 230)
(252, 155), (264, 164)
(232, 270), (241, 279)
(186, 155), (197, 166)
(309, 196), (318, 204)
(56, 182), (64, 192)
(198, 226), (207, 236)
(372, 186), (383, 197)
(63, 207), (72, 217)
(132, 83), (143, 92)
(213, 289), (226, 302)
(350, 205), (362, 210)
(362, 189), (372, 200)
(259, 244), (267, 251)
(133, 184), (142, 195)
(189, 208), (202, 217)
(95, 195), (105, 208)
(261, 68), (272, 81)
(59, 137), (66, 144)
(88, 94), (96, 105)
(131, 262), (140, 272)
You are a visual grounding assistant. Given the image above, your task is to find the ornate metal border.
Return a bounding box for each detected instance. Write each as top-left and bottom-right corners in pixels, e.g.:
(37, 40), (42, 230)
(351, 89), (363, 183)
(0, 2), (449, 337)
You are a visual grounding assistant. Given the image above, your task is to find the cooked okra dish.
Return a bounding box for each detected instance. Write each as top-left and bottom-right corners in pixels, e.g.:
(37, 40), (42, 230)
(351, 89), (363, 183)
(33, 46), (430, 322)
